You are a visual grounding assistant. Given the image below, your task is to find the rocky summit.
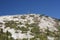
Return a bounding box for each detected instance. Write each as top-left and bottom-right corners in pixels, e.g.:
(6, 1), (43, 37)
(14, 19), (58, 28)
(0, 14), (60, 40)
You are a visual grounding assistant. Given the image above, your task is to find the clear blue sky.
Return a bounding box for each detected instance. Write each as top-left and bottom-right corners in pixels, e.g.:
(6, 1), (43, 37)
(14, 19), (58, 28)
(0, 0), (60, 19)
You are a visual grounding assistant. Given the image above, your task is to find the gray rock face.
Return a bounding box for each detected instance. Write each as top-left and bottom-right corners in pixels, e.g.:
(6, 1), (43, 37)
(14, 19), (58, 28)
(0, 14), (60, 40)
